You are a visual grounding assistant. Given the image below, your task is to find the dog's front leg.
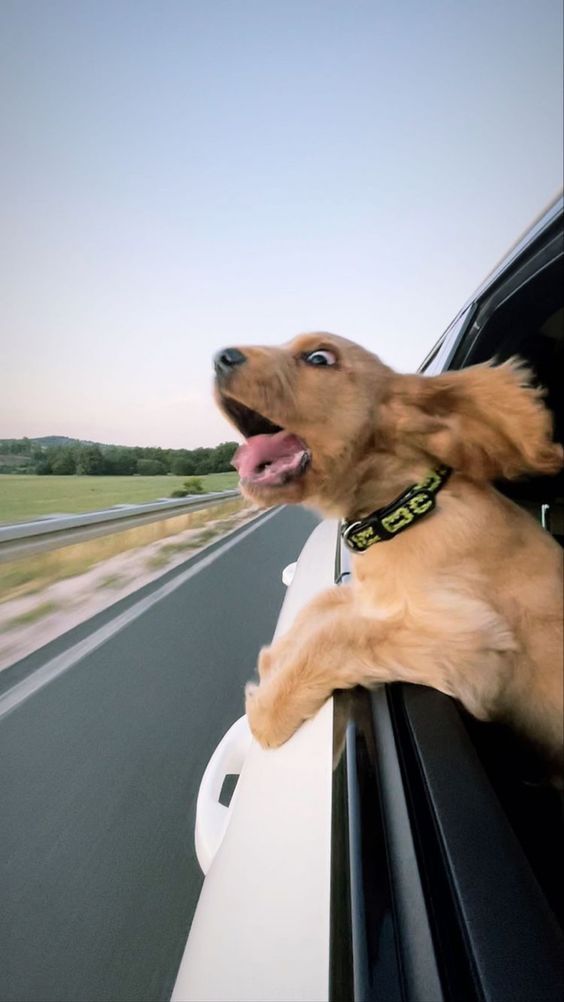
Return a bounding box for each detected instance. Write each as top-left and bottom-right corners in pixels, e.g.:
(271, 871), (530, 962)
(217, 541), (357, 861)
(256, 585), (350, 681)
(246, 589), (392, 747)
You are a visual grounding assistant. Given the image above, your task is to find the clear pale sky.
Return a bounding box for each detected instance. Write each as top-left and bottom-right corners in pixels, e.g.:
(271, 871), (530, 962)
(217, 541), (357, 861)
(0, 0), (562, 448)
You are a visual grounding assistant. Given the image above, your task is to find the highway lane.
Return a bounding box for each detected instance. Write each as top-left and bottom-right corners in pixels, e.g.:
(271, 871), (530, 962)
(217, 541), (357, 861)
(0, 505), (319, 1002)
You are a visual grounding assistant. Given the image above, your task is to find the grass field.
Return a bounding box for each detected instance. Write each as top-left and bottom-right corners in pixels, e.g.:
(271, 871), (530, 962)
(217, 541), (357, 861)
(0, 473), (239, 524)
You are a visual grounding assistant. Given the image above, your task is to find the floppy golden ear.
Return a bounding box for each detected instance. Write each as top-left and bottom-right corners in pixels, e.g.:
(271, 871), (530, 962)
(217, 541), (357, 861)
(389, 359), (563, 481)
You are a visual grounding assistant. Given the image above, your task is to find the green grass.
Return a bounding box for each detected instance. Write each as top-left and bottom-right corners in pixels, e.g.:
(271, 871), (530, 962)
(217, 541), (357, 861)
(6, 601), (59, 630)
(144, 525), (223, 571)
(0, 473), (239, 524)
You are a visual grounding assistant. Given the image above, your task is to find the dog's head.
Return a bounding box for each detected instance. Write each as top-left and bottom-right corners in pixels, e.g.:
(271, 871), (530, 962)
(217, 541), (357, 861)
(214, 332), (563, 515)
(214, 333), (392, 511)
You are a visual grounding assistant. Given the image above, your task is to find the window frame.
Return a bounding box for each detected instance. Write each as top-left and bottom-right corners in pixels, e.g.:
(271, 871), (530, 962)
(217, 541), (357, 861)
(332, 206), (564, 1002)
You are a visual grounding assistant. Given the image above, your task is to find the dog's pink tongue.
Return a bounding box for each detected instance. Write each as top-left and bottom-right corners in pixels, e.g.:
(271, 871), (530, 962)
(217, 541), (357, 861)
(233, 431), (305, 481)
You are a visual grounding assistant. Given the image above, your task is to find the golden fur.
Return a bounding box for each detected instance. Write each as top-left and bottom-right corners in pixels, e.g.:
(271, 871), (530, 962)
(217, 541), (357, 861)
(216, 333), (564, 769)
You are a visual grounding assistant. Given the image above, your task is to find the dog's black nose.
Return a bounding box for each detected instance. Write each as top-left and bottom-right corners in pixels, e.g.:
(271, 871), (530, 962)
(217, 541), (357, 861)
(214, 347), (247, 378)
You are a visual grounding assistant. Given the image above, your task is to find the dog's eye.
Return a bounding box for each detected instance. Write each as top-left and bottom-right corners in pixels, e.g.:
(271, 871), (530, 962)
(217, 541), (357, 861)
(303, 349), (337, 367)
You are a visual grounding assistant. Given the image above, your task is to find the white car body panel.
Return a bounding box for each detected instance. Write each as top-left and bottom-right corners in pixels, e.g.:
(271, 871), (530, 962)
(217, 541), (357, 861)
(171, 518), (338, 1002)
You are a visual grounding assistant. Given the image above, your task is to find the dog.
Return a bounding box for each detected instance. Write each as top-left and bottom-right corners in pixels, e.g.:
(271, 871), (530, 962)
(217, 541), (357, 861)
(214, 333), (564, 771)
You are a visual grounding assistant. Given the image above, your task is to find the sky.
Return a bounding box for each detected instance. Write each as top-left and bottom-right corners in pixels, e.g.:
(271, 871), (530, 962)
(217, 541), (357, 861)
(0, 0), (562, 449)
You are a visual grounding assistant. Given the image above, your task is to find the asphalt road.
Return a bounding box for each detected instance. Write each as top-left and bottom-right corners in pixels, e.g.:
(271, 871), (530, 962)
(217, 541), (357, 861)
(0, 505), (319, 1002)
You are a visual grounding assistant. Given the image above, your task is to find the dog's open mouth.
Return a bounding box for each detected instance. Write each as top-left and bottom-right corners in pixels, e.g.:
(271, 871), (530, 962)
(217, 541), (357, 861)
(220, 397), (311, 488)
(234, 430), (311, 487)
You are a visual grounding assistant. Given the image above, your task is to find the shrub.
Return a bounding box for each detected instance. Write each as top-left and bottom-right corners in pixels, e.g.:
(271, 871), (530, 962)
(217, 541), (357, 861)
(170, 489), (189, 498)
(183, 477), (205, 494)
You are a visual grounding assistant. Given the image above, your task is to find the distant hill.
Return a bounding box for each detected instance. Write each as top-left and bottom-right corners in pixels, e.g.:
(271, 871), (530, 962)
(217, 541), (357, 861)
(31, 436), (101, 448)
(0, 436), (239, 477)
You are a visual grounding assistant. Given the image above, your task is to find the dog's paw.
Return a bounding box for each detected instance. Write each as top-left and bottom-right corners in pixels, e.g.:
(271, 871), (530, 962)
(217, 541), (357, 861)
(245, 682), (279, 748)
(245, 681), (299, 749)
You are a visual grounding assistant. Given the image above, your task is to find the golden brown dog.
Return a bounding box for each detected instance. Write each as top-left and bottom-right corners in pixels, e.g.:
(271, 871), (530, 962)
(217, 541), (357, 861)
(214, 333), (564, 769)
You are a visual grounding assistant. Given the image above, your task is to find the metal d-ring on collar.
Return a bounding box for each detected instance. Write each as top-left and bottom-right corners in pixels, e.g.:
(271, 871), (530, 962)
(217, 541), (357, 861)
(341, 466), (452, 553)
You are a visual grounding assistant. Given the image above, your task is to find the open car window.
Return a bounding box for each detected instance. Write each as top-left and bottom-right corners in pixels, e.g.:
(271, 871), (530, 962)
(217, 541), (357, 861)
(338, 209), (564, 1002)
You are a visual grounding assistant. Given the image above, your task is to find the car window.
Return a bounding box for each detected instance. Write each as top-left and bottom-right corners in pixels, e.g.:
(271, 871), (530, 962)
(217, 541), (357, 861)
(427, 235), (564, 927)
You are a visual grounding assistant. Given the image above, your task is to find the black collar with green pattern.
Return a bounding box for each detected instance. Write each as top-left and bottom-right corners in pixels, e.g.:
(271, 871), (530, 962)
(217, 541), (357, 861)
(341, 466), (452, 553)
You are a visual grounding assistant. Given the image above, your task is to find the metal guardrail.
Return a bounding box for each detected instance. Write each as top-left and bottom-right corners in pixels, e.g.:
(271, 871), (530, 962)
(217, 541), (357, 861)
(0, 490), (241, 562)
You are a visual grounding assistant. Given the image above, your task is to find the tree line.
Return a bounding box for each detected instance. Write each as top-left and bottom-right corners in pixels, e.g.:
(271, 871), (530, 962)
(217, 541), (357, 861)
(0, 438), (239, 476)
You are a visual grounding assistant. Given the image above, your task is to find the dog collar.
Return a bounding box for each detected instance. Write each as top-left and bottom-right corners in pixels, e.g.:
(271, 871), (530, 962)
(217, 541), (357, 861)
(341, 466), (452, 553)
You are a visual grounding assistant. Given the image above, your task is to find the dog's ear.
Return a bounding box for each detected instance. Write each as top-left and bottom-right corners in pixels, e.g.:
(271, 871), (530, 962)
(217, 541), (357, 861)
(386, 358), (563, 481)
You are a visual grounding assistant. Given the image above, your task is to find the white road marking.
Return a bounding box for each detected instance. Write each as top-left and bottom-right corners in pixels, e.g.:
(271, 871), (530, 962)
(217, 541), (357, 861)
(0, 507), (283, 721)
